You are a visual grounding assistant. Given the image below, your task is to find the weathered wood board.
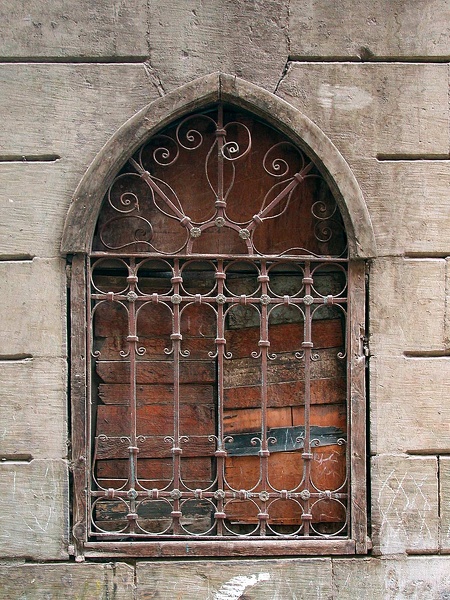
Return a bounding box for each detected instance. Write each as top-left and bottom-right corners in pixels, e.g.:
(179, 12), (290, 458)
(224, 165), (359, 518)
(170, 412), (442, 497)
(96, 403), (215, 437)
(277, 63), (448, 159)
(371, 455), (439, 555)
(289, 0), (450, 59)
(0, 358), (67, 460)
(0, 459), (69, 559)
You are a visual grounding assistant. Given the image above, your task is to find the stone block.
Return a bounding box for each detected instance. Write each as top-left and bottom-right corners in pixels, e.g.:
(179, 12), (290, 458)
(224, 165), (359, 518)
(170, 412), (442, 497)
(0, 358), (67, 460)
(351, 159), (450, 257)
(382, 556), (450, 599)
(0, 162), (72, 258)
(439, 457), (450, 551)
(370, 357), (450, 454)
(369, 258), (446, 355)
(0, 562), (135, 599)
(332, 558), (384, 599)
(289, 0), (450, 59)
(0, 1), (148, 58)
(0, 258), (66, 358)
(277, 63), (448, 159)
(371, 455), (438, 555)
(148, 0), (289, 93)
(0, 64), (160, 176)
(0, 459), (69, 559)
(333, 556), (450, 599)
(136, 558), (332, 599)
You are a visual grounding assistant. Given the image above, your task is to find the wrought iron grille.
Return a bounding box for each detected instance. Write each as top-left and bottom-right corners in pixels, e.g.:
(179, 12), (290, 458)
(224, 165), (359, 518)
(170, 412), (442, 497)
(81, 104), (357, 547)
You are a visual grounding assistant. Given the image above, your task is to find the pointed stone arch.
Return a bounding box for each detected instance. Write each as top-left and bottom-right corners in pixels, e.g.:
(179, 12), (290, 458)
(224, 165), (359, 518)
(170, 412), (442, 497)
(61, 72), (376, 259)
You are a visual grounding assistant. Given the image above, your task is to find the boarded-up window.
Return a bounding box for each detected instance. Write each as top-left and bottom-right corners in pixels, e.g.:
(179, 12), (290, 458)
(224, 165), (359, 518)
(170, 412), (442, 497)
(71, 104), (367, 557)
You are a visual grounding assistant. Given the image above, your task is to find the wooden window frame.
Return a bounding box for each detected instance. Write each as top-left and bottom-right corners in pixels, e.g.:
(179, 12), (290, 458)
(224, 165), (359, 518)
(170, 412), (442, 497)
(63, 75), (374, 560)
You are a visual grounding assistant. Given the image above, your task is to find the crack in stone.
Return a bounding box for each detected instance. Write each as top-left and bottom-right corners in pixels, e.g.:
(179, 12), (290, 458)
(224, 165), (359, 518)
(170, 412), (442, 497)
(274, 58), (291, 94)
(143, 60), (166, 97)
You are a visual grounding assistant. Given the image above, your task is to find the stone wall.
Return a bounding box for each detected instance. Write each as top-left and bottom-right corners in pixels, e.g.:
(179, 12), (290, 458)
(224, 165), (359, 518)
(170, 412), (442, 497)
(0, 1), (449, 597)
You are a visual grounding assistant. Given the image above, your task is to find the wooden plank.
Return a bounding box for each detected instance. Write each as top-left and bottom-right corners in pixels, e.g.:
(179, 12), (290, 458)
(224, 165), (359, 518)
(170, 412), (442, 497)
(94, 294), (215, 336)
(95, 435), (216, 460)
(96, 359), (216, 384)
(223, 347), (345, 388)
(224, 425), (346, 456)
(225, 318), (344, 358)
(95, 498), (214, 535)
(223, 403), (346, 434)
(97, 456), (212, 481)
(223, 406), (292, 434)
(96, 336), (217, 361)
(224, 444), (346, 493)
(98, 383), (213, 405)
(224, 376), (346, 409)
(348, 261), (367, 553)
(225, 444), (346, 524)
(96, 404), (215, 437)
(292, 402), (347, 429)
(86, 539), (353, 557)
(70, 255), (87, 555)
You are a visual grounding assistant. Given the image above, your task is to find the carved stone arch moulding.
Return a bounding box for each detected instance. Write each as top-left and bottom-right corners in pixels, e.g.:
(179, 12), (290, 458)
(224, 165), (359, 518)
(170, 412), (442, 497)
(61, 73), (376, 259)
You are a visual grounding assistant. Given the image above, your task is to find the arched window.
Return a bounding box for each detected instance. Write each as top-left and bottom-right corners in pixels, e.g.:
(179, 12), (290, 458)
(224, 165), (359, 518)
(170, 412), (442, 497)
(66, 81), (371, 559)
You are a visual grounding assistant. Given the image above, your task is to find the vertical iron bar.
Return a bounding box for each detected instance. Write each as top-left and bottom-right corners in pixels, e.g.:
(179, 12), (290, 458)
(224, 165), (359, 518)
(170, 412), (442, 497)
(259, 260), (269, 536)
(215, 258), (226, 535)
(302, 260), (313, 536)
(127, 257), (138, 533)
(171, 258), (182, 534)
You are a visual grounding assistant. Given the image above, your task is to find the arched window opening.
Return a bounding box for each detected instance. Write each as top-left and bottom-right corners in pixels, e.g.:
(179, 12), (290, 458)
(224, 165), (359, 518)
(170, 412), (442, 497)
(70, 101), (367, 558)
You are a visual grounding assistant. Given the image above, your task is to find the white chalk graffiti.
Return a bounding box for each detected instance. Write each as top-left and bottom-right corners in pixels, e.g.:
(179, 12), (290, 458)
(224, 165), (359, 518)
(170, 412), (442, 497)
(213, 573), (271, 600)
